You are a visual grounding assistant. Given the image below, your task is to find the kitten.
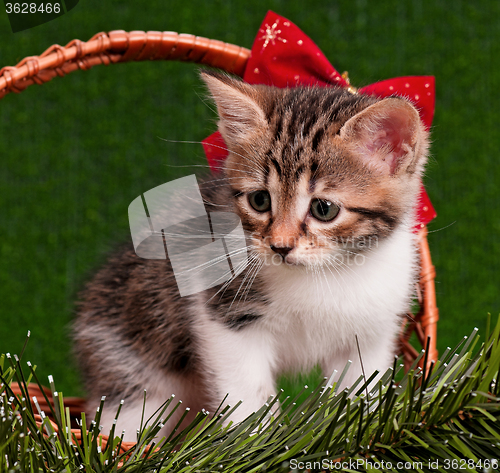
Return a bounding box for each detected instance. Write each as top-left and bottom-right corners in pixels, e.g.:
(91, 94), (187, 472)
(74, 71), (429, 441)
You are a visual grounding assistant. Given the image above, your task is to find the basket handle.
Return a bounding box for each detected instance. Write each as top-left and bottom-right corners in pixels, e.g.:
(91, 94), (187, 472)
(399, 227), (439, 372)
(0, 30), (251, 99)
(418, 227), (439, 367)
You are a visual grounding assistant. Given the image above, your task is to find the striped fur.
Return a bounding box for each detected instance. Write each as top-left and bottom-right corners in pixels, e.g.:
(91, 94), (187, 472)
(74, 73), (429, 440)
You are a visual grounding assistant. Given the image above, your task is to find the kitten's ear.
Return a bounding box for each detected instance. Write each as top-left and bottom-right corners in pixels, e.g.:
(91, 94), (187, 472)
(201, 71), (267, 149)
(339, 98), (427, 176)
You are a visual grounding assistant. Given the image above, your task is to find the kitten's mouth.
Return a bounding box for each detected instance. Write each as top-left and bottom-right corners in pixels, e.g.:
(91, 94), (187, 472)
(255, 242), (333, 268)
(281, 254), (303, 266)
(261, 249), (318, 268)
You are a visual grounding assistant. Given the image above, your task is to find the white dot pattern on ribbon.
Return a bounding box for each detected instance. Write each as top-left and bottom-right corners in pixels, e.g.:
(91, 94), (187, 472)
(259, 21), (288, 50)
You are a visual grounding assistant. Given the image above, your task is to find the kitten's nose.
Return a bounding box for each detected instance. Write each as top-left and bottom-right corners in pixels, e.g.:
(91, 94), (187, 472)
(270, 245), (293, 257)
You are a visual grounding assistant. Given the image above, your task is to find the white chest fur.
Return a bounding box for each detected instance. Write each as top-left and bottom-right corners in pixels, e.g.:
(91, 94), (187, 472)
(194, 225), (417, 419)
(259, 225), (417, 373)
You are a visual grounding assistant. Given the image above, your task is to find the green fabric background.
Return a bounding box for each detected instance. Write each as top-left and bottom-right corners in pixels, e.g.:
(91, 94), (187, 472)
(0, 0), (498, 396)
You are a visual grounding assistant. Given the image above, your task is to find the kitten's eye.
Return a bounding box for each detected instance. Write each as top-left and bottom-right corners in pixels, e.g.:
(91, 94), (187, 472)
(310, 199), (340, 222)
(248, 191), (271, 212)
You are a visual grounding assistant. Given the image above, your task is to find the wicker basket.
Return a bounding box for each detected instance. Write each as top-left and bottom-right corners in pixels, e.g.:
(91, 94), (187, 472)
(2, 30), (439, 450)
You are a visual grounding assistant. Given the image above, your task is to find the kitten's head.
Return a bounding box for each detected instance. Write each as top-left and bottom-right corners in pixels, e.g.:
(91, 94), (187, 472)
(202, 71), (429, 268)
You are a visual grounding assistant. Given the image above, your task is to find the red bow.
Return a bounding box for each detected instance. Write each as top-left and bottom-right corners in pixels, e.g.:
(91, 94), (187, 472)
(202, 11), (436, 231)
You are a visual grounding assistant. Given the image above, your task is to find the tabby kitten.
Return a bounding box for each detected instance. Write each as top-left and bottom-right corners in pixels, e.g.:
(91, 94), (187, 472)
(74, 71), (429, 440)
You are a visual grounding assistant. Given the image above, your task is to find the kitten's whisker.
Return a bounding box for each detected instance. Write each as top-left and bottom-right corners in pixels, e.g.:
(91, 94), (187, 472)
(323, 258), (358, 302)
(162, 163), (212, 169)
(157, 138), (208, 146)
(187, 248), (255, 296)
(238, 259), (263, 307)
(239, 258), (264, 305)
(325, 259), (363, 295)
(314, 264), (335, 301)
(203, 276), (234, 305)
(227, 255), (261, 312)
(217, 163), (265, 174)
(194, 89), (219, 115)
(201, 199), (230, 208)
(421, 221), (456, 234)
(323, 266), (352, 306)
(159, 138), (268, 175)
(198, 173), (257, 187)
(199, 166), (260, 177)
(172, 243), (252, 275)
(161, 230), (212, 238)
(203, 251), (258, 304)
(324, 253), (361, 275)
(158, 138), (265, 174)
(174, 254), (231, 277)
(212, 260), (253, 309)
(341, 248), (378, 263)
(232, 260), (258, 308)
(319, 266), (335, 299)
(333, 261), (369, 302)
(405, 313), (418, 324)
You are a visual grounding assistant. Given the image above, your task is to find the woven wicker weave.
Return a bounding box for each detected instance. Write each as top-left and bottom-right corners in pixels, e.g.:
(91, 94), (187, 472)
(2, 30), (438, 446)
